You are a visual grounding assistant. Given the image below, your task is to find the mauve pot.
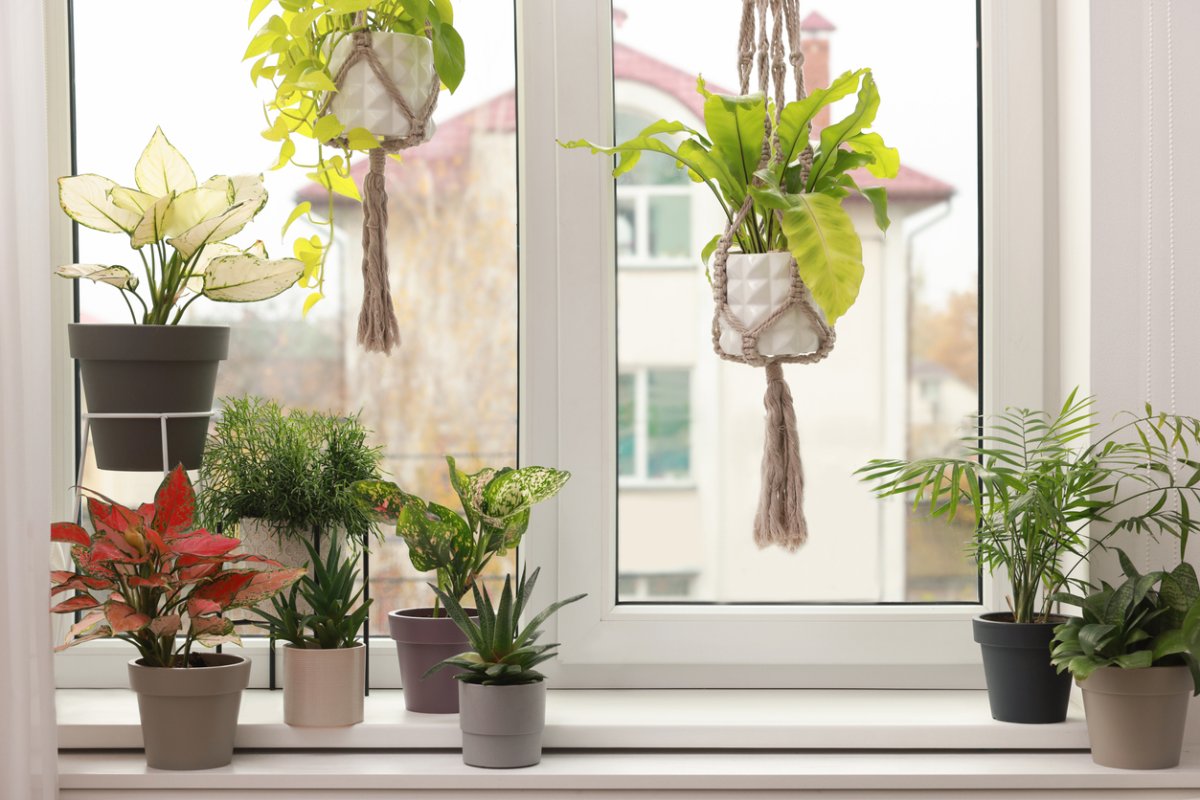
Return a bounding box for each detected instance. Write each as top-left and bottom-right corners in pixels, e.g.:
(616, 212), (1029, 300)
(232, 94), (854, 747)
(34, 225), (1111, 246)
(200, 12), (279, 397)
(70, 323), (229, 471)
(1079, 665), (1193, 769)
(389, 607), (474, 713)
(283, 643), (365, 727)
(972, 612), (1071, 724)
(127, 653), (249, 770)
(459, 680), (547, 768)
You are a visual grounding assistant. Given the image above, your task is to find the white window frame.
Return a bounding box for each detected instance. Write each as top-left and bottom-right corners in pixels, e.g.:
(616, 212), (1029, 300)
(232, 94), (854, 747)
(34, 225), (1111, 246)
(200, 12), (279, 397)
(519, 0), (1055, 689)
(616, 184), (695, 270)
(618, 366), (694, 489)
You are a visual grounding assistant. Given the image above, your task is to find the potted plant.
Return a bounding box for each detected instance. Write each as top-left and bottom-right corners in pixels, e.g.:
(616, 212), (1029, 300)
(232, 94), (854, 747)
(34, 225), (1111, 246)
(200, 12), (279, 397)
(244, 0), (466, 312)
(50, 465), (305, 769)
(354, 457), (570, 713)
(858, 392), (1200, 723)
(57, 127), (304, 471)
(197, 396), (384, 584)
(430, 567), (583, 768)
(1051, 553), (1200, 769)
(257, 538), (373, 727)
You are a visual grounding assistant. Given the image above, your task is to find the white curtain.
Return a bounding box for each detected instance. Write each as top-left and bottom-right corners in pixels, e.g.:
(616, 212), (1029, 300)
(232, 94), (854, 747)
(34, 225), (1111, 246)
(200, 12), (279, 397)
(0, 1), (60, 797)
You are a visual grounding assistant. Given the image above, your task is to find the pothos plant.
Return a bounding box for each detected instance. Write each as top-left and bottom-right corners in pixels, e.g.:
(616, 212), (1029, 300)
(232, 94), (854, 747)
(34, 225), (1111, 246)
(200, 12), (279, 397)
(57, 127), (304, 324)
(562, 68), (897, 326)
(245, 0), (465, 314)
(353, 457), (570, 612)
(50, 465), (306, 668)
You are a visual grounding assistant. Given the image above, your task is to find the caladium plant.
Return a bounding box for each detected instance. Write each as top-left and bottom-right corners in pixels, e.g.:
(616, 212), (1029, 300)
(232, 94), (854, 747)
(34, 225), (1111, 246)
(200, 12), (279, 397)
(353, 457), (570, 610)
(57, 127), (304, 324)
(50, 465), (306, 668)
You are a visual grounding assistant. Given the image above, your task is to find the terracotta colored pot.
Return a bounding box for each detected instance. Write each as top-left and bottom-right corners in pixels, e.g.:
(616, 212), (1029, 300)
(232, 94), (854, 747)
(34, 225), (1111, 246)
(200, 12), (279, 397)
(972, 612), (1071, 723)
(1079, 665), (1193, 769)
(388, 607), (474, 714)
(459, 680), (546, 768)
(127, 653), (249, 770)
(282, 643), (365, 727)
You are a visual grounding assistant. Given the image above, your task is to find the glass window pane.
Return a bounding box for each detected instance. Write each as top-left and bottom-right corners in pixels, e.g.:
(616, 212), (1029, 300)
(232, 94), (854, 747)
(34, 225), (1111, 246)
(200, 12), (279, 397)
(618, 373), (637, 477)
(646, 369), (690, 479)
(648, 195), (691, 259)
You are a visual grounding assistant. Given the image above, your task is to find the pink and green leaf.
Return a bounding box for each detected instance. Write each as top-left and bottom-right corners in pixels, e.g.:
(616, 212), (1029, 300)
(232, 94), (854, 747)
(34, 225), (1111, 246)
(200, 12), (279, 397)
(106, 602), (151, 633)
(51, 522), (91, 547)
(226, 567), (307, 609)
(148, 614), (182, 637)
(172, 532), (241, 558)
(152, 465), (196, 535)
(50, 594), (100, 614)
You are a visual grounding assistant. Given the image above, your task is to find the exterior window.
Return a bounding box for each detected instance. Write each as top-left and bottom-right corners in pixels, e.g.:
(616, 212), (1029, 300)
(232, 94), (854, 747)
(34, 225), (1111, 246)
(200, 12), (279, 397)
(618, 368), (692, 484)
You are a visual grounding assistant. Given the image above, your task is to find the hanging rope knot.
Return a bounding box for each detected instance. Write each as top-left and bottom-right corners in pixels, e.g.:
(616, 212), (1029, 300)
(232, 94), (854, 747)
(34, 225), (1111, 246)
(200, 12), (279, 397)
(352, 30), (372, 49)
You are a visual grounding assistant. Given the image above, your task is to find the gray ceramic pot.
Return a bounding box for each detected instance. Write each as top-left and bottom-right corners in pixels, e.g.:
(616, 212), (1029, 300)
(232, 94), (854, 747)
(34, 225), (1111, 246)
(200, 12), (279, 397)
(283, 643), (365, 727)
(972, 612), (1071, 723)
(127, 653), (250, 770)
(70, 323), (229, 471)
(388, 607), (474, 713)
(459, 680), (546, 768)
(1079, 665), (1192, 769)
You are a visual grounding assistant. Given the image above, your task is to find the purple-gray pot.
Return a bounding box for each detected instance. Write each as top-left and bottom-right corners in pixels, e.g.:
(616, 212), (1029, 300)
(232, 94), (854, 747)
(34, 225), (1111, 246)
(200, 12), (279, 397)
(388, 607), (474, 714)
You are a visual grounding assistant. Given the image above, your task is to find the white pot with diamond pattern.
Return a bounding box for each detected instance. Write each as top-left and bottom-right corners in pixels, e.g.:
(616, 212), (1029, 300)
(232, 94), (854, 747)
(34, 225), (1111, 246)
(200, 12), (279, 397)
(717, 252), (825, 358)
(326, 32), (438, 142)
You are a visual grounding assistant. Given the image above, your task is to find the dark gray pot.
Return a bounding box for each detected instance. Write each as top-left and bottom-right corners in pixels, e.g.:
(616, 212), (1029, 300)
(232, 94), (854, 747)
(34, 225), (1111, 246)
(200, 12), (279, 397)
(388, 607), (474, 714)
(973, 612), (1071, 724)
(459, 680), (546, 768)
(127, 653), (250, 770)
(69, 323), (229, 471)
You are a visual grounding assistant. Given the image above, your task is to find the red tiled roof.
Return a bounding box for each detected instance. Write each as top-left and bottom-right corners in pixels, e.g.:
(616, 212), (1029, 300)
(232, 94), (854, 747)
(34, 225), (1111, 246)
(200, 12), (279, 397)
(801, 11), (836, 32)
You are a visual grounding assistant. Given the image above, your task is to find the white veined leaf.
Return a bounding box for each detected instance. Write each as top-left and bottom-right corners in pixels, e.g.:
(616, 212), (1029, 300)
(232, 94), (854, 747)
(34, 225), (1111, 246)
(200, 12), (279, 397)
(110, 186), (158, 216)
(164, 186), (230, 237)
(244, 240), (268, 259)
(131, 194), (174, 248)
(185, 242), (241, 294)
(54, 264), (139, 290)
(227, 174), (268, 208)
(134, 127), (196, 197)
(199, 175), (235, 204)
(167, 200), (259, 259)
(58, 175), (140, 234)
(202, 254), (303, 302)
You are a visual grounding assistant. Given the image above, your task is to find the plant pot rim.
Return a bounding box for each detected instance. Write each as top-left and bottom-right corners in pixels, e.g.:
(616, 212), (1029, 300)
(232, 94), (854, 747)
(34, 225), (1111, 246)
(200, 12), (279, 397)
(128, 653), (247, 671)
(389, 607), (479, 619)
(461, 678), (546, 689)
(68, 322), (232, 331)
(1078, 663), (1193, 694)
(282, 642), (365, 653)
(975, 611), (1069, 627)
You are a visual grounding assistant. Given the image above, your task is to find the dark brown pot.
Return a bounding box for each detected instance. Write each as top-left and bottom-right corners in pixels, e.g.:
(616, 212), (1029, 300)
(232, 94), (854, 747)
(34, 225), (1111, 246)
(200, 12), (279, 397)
(972, 612), (1072, 724)
(388, 607), (474, 714)
(70, 323), (229, 471)
(1080, 665), (1193, 769)
(127, 653), (249, 770)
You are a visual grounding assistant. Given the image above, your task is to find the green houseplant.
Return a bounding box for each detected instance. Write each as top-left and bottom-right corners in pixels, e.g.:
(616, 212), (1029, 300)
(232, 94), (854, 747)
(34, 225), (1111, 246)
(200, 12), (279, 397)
(430, 567), (584, 768)
(1051, 553), (1200, 769)
(258, 538), (373, 726)
(858, 391), (1200, 724)
(562, 68), (897, 329)
(353, 457), (570, 713)
(58, 127), (304, 471)
(245, 0), (465, 310)
(50, 465), (304, 769)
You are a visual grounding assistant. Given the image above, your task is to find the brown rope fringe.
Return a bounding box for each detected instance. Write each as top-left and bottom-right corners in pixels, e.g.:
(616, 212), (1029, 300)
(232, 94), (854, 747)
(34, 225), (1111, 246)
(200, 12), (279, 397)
(712, 0), (832, 551)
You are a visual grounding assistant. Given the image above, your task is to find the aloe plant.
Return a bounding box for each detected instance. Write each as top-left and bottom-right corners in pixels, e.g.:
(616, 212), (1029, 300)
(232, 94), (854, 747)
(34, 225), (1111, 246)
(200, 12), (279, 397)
(561, 69), (897, 326)
(57, 128), (304, 324)
(50, 465), (306, 668)
(428, 567), (584, 685)
(353, 457), (569, 610)
(256, 538), (372, 649)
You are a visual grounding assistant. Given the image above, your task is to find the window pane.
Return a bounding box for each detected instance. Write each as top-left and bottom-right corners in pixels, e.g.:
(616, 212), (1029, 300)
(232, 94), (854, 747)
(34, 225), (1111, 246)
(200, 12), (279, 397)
(71, 0), (518, 635)
(614, 1), (979, 603)
(618, 373), (637, 477)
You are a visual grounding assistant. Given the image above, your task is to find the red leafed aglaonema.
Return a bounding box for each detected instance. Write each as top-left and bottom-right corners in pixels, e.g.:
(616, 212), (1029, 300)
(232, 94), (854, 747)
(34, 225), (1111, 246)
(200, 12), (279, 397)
(50, 464), (306, 668)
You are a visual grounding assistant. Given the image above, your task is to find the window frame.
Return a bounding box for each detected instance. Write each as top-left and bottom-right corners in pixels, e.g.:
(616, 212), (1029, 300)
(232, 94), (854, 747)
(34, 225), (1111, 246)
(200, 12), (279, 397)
(520, 0), (1056, 689)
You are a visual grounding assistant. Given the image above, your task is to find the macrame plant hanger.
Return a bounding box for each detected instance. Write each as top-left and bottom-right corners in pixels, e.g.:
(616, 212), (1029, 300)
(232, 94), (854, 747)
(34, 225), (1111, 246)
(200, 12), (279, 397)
(710, 0), (835, 551)
(318, 12), (442, 354)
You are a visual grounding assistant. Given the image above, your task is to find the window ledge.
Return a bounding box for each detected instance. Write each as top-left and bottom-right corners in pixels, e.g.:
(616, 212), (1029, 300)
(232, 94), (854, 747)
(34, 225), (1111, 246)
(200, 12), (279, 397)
(58, 688), (1089, 751)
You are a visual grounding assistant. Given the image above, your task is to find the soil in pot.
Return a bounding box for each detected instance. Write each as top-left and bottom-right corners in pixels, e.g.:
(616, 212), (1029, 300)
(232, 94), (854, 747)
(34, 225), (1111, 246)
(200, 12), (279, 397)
(389, 607), (476, 714)
(283, 643), (365, 727)
(972, 612), (1072, 724)
(127, 652), (250, 770)
(1080, 665), (1193, 769)
(70, 324), (229, 471)
(458, 680), (547, 768)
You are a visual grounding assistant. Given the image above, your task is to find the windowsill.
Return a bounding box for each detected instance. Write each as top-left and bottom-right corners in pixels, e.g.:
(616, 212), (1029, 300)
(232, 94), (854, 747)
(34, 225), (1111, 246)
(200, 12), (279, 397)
(58, 688), (1090, 751)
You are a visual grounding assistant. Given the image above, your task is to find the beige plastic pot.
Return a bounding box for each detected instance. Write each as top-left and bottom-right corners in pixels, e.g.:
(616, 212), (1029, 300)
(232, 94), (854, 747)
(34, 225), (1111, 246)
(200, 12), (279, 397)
(127, 653), (250, 770)
(282, 643), (365, 727)
(458, 680), (546, 768)
(1079, 665), (1193, 769)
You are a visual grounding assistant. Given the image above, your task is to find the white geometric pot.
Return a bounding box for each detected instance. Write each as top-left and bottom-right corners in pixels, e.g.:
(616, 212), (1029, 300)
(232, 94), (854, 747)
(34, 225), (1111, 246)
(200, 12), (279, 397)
(717, 252), (825, 358)
(282, 643), (365, 727)
(327, 31), (438, 142)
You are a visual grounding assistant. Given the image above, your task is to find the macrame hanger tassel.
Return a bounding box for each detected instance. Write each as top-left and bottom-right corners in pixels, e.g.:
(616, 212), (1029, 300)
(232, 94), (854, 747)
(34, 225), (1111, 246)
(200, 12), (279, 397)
(358, 147), (400, 353)
(755, 362), (807, 550)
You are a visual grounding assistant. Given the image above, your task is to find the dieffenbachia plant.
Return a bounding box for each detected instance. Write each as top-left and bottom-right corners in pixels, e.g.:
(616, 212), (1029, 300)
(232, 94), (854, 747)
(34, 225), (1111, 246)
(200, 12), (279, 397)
(57, 127), (304, 324)
(561, 69), (898, 326)
(50, 465), (305, 668)
(353, 457), (570, 611)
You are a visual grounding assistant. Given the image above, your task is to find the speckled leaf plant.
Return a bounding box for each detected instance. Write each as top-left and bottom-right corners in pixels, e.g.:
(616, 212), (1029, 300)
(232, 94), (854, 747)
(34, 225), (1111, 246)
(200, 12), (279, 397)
(353, 457), (569, 612)
(56, 128), (304, 324)
(50, 465), (305, 668)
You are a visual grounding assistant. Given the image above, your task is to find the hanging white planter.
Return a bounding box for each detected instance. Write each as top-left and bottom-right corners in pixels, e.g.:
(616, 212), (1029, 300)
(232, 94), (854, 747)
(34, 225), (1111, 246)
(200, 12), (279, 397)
(717, 252), (827, 358)
(327, 32), (439, 143)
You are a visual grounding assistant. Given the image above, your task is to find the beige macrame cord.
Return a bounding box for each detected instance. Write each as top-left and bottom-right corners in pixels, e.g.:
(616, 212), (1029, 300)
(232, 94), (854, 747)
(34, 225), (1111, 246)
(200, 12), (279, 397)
(711, 0), (834, 551)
